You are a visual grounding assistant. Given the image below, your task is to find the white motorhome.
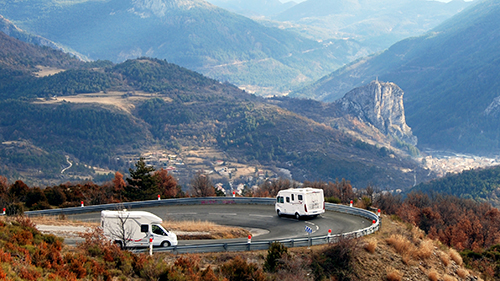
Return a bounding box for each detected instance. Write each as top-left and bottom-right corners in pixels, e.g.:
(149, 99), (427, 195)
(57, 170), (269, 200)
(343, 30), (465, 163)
(275, 188), (325, 219)
(101, 210), (177, 248)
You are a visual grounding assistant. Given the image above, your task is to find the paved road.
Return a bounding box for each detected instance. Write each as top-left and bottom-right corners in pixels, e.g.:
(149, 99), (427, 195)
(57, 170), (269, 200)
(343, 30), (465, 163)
(66, 204), (369, 246)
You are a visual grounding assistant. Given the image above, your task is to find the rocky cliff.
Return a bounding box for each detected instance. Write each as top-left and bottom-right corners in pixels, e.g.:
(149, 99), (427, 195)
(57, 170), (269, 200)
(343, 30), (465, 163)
(335, 80), (417, 146)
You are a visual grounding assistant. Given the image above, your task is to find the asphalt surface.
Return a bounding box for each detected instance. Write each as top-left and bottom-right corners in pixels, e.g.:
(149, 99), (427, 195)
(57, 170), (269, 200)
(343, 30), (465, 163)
(66, 204), (369, 246)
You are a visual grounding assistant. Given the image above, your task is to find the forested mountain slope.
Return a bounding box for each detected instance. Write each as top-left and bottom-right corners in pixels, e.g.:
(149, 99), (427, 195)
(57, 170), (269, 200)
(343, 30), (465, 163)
(409, 165), (500, 208)
(292, 0), (500, 155)
(0, 0), (363, 95)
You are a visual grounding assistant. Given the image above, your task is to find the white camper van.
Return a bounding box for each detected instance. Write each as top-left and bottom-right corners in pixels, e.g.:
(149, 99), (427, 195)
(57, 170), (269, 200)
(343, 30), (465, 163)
(275, 188), (325, 219)
(101, 210), (177, 248)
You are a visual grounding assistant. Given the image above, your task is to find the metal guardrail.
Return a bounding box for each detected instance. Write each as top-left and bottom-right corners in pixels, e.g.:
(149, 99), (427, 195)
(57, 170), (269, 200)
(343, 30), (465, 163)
(25, 197), (380, 254)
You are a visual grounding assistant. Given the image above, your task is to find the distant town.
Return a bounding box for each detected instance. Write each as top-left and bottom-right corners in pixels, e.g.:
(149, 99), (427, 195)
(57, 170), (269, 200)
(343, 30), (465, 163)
(122, 147), (285, 196)
(420, 151), (500, 177)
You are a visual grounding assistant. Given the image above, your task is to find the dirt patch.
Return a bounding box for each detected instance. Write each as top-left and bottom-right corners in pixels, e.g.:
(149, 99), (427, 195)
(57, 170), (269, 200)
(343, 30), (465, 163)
(32, 91), (172, 113)
(34, 65), (66, 77)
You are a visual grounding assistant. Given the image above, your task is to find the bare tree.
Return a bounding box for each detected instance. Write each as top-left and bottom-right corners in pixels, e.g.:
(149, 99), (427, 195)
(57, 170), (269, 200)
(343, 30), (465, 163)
(105, 209), (136, 248)
(190, 172), (215, 197)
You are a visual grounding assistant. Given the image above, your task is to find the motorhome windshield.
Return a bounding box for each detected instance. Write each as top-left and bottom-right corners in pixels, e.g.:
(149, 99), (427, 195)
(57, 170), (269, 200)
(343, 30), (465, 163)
(152, 225), (167, 236)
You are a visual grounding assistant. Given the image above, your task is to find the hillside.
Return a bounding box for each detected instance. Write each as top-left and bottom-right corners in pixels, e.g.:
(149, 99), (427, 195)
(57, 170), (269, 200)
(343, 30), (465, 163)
(409, 165), (500, 208)
(292, 0), (500, 155)
(0, 0), (363, 95)
(0, 31), (432, 190)
(0, 213), (484, 280)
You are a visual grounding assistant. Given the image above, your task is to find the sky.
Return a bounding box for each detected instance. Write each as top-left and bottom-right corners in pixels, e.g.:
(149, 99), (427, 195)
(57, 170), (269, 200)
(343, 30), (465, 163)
(278, 0), (473, 3)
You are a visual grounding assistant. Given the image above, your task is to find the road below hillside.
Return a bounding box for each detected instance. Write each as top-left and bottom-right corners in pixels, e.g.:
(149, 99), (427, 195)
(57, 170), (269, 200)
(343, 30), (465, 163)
(63, 204), (369, 247)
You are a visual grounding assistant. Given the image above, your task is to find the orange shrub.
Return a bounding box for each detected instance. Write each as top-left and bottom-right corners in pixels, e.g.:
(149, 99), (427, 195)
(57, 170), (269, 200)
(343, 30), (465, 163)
(416, 239), (434, 259)
(443, 274), (457, 281)
(449, 248), (463, 266)
(386, 268), (402, 281)
(456, 268), (468, 278)
(364, 238), (377, 254)
(427, 268), (439, 281)
(386, 234), (415, 256)
(439, 252), (450, 267)
(219, 256), (266, 281)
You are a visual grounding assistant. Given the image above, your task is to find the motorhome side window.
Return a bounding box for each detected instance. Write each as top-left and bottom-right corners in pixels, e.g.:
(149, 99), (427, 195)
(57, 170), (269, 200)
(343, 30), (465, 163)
(291, 194), (294, 201)
(141, 224), (149, 233)
(277, 196), (284, 203)
(286, 197), (290, 203)
(298, 195), (303, 201)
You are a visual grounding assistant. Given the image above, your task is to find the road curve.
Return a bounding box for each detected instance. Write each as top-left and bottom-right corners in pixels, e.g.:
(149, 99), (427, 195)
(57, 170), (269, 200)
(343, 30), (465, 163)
(66, 204), (370, 246)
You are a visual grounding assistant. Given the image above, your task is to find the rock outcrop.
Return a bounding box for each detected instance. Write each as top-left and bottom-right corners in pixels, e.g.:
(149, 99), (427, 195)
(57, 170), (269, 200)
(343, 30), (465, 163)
(335, 80), (417, 146)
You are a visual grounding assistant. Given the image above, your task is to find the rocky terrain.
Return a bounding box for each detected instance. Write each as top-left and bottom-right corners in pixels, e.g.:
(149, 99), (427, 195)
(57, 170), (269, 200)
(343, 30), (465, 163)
(335, 80), (417, 146)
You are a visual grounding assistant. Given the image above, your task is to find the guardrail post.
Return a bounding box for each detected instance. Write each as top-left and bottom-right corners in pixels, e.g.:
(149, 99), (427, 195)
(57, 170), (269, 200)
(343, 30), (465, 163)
(223, 243), (228, 250)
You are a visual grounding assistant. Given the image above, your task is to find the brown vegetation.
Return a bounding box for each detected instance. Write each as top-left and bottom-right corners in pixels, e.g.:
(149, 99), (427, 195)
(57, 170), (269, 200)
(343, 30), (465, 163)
(376, 192), (500, 251)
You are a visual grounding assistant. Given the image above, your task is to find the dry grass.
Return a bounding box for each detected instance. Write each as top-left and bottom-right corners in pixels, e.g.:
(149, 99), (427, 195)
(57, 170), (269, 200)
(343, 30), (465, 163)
(439, 251), (451, 267)
(443, 274), (457, 281)
(386, 234), (415, 257)
(456, 268), (469, 278)
(364, 238), (377, 254)
(24, 215), (99, 227)
(386, 268), (402, 281)
(416, 239), (434, 260)
(427, 268), (439, 281)
(162, 220), (251, 239)
(449, 248), (463, 266)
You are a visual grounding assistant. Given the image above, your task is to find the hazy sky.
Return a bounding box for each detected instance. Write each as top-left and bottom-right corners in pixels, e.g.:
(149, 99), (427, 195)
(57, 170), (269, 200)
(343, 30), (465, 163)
(278, 0), (473, 3)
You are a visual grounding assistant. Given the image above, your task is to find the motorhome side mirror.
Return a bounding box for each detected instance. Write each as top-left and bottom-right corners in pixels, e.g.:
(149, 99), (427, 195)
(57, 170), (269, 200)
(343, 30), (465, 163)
(141, 225), (149, 233)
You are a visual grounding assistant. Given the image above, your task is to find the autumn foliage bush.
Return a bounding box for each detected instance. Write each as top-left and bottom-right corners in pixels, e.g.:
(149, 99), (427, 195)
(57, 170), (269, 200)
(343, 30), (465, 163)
(376, 192), (500, 252)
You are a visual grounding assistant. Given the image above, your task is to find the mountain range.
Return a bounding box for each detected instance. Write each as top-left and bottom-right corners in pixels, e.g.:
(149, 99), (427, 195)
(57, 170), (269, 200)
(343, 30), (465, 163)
(213, 0), (473, 54)
(0, 29), (428, 189)
(272, 0), (473, 50)
(0, 0), (472, 96)
(0, 0), (367, 96)
(292, 0), (500, 155)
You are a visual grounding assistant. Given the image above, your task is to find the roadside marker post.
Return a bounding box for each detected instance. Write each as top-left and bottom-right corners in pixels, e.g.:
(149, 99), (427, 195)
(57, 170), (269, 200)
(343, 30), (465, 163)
(247, 235), (252, 250)
(377, 209), (381, 217)
(158, 194), (161, 200)
(149, 237), (153, 256)
(350, 200), (353, 207)
(327, 229), (332, 243)
(81, 201), (84, 207)
(305, 225), (313, 248)
(233, 191), (235, 198)
(2, 208), (4, 215)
